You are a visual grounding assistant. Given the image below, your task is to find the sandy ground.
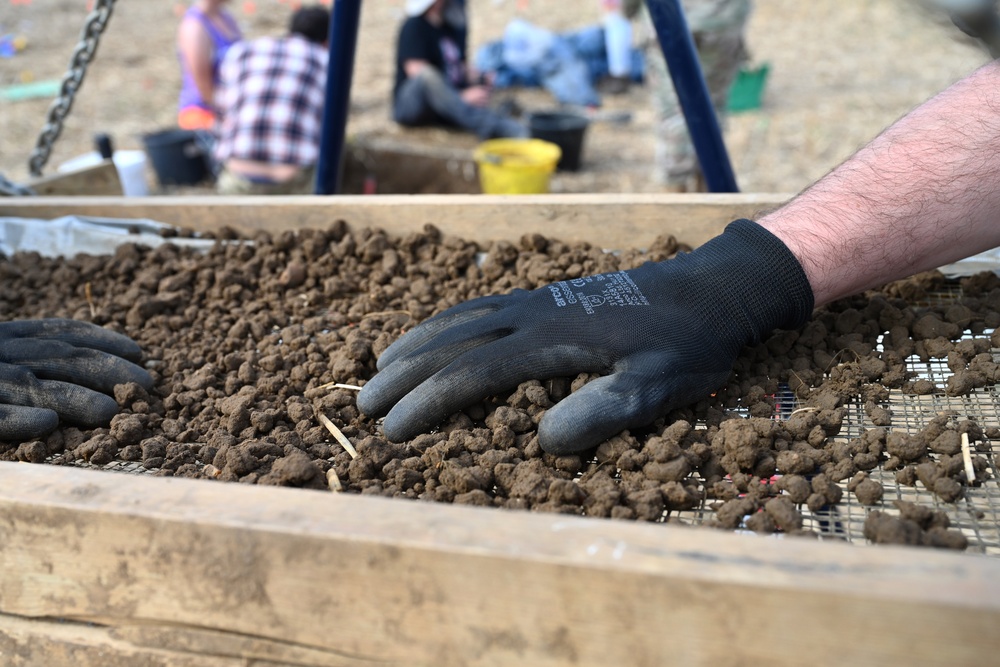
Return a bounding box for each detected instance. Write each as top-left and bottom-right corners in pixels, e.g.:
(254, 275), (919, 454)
(0, 0), (989, 195)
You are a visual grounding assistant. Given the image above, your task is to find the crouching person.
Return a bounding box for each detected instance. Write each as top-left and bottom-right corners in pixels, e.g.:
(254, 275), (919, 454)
(214, 5), (330, 195)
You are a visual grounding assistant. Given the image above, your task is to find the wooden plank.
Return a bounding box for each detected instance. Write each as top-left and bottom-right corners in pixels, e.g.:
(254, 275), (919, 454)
(0, 614), (255, 667)
(25, 160), (124, 197)
(2, 462), (999, 666)
(0, 193), (793, 249)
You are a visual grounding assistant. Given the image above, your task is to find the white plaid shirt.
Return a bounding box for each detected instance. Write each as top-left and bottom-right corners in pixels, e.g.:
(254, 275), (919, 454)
(214, 34), (328, 166)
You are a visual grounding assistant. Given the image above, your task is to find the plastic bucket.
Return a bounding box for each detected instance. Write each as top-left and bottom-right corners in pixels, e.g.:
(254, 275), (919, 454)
(473, 139), (561, 195)
(142, 128), (210, 187)
(58, 150), (150, 197)
(527, 111), (589, 172)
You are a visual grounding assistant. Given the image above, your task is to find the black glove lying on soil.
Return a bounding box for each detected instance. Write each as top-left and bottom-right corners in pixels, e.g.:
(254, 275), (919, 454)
(358, 219), (815, 454)
(0, 319), (153, 441)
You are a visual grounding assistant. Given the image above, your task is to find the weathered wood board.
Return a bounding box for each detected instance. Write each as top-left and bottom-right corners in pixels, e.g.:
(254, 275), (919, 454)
(2, 462), (999, 667)
(0, 192), (792, 250)
(24, 160), (124, 197)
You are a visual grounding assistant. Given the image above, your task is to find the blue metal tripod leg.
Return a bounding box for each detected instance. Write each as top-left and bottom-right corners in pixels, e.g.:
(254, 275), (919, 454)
(644, 0), (739, 192)
(315, 0), (363, 195)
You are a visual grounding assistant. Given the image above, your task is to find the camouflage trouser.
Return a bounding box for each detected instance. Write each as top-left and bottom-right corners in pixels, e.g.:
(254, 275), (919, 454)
(638, 0), (751, 188)
(216, 164), (317, 195)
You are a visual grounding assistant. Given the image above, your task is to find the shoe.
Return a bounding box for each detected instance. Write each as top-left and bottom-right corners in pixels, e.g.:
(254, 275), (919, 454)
(598, 75), (631, 95)
(567, 105), (633, 125)
(494, 97), (523, 119)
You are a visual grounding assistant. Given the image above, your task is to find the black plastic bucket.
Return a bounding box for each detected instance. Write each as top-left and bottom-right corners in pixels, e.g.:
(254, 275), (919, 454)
(142, 128), (210, 187)
(527, 112), (589, 172)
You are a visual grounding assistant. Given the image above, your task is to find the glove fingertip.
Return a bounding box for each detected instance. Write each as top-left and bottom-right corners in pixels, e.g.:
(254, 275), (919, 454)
(133, 366), (155, 392)
(356, 381), (387, 419)
(537, 421), (596, 455)
(380, 413), (421, 444)
(537, 394), (628, 455)
(76, 393), (122, 428)
(0, 405), (59, 441)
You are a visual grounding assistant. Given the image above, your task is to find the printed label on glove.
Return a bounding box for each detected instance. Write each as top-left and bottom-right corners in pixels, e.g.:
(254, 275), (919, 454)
(548, 272), (649, 314)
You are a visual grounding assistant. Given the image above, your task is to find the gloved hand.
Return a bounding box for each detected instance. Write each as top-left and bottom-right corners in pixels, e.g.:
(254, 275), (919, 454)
(357, 220), (815, 454)
(0, 319), (154, 441)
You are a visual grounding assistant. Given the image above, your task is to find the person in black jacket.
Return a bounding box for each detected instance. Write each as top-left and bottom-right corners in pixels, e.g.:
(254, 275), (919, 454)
(393, 0), (527, 139)
(360, 60), (1000, 454)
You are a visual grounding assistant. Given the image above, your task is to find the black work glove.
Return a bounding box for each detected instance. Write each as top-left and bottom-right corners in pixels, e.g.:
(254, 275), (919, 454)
(0, 319), (154, 441)
(358, 219), (814, 454)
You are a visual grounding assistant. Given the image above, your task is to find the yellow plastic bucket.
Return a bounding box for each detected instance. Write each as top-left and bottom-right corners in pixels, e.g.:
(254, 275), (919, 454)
(473, 138), (562, 194)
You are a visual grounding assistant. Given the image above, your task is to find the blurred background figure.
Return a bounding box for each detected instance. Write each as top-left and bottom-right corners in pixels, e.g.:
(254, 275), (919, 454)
(599, 0), (635, 94)
(628, 0), (752, 192)
(393, 0), (528, 140)
(213, 5), (330, 195)
(176, 0), (243, 131)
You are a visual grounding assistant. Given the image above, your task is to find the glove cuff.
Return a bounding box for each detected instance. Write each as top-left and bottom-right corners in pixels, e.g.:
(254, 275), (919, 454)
(688, 218), (815, 351)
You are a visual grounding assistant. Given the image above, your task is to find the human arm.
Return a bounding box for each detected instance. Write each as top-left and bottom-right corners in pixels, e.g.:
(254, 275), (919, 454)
(760, 60), (1000, 306)
(177, 16), (217, 107)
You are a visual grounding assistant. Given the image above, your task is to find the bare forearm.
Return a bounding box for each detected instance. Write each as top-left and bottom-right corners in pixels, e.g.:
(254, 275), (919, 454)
(759, 61), (1000, 306)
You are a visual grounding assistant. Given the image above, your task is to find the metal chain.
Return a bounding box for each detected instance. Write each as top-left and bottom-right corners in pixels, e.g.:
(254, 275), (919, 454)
(0, 172), (36, 197)
(27, 0), (117, 177)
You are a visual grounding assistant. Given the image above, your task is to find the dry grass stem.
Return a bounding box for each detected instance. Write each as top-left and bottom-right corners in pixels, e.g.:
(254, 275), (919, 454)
(316, 382), (363, 391)
(961, 432), (976, 484)
(327, 468), (343, 492)
(84, 282), (96, 317)
(317, 412), (359, 459)
(362, 309), (411, 320)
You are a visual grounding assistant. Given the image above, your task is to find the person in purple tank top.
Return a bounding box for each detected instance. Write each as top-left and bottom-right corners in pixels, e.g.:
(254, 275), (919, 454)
(176, 0), (242, 130)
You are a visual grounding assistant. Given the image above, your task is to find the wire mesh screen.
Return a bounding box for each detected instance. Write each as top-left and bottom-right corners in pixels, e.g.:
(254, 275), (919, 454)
(667, 324), (1000, 556)
(43, 286), (1000, 555)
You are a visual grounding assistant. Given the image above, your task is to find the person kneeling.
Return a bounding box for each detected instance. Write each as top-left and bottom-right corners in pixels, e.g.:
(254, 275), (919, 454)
(214, 5), (330, 195)
(394, 0), (527, 140)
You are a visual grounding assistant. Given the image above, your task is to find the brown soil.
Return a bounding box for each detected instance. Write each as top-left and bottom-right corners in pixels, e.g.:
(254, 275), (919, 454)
(0, 0), (989, 193)
(2, 221), (994, 550)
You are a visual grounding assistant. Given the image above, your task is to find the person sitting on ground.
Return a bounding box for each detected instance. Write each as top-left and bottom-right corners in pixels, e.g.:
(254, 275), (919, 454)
(393, 0), (528, 140)
(357, 59), (1000, 455)
(176, 0), (243, 131)
(213, 5), (330, 195)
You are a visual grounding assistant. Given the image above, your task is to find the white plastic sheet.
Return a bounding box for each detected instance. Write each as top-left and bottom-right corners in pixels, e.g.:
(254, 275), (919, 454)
(1, 214), (996, 279)
(0, 216), (220, 258)
(937, 248), (1000, 279)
